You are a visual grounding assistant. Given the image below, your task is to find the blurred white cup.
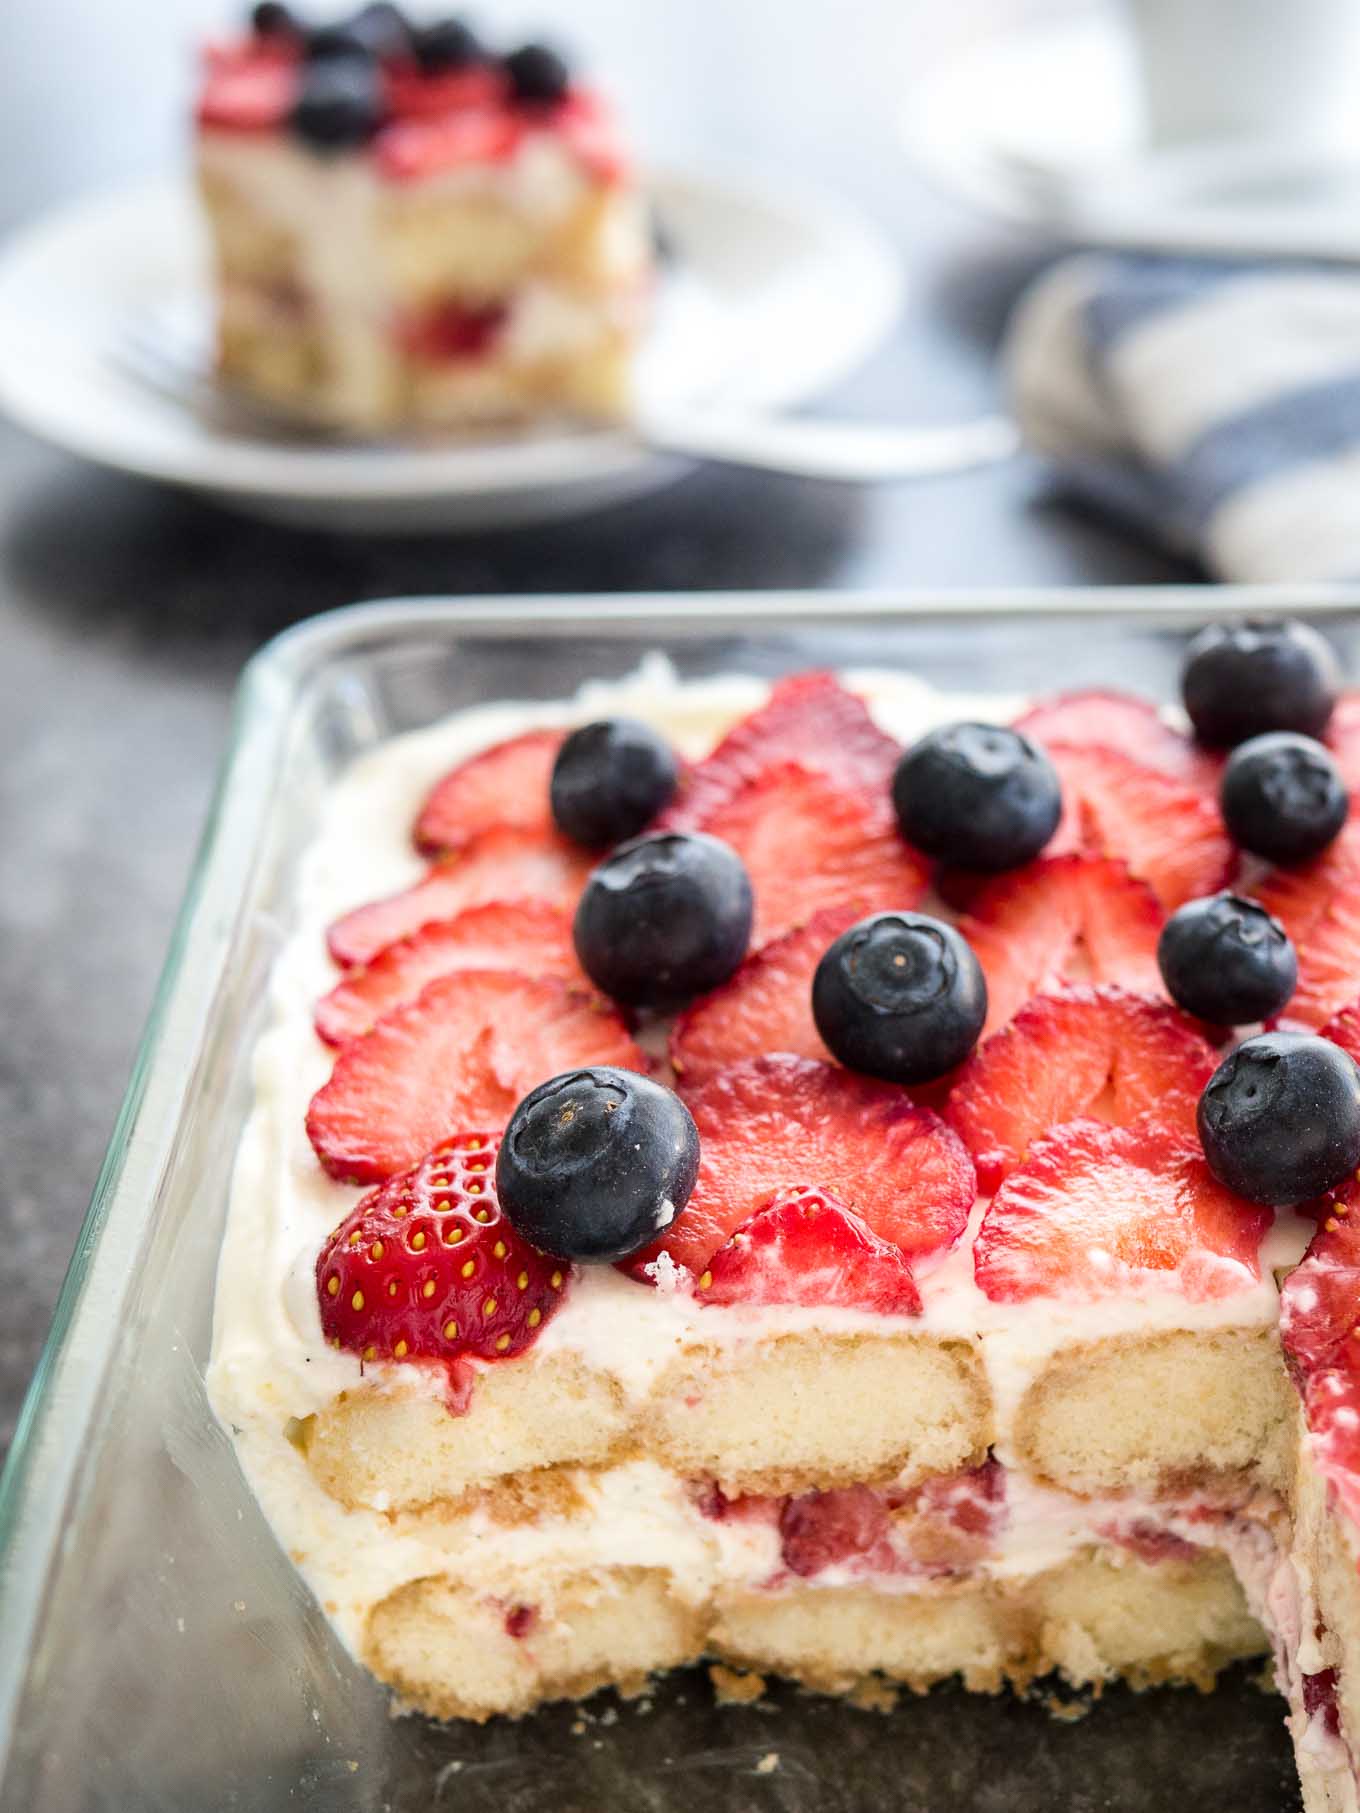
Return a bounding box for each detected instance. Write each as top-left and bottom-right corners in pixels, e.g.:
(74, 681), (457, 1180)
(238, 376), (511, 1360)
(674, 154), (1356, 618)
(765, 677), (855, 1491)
(1127, 0), (1360, 145)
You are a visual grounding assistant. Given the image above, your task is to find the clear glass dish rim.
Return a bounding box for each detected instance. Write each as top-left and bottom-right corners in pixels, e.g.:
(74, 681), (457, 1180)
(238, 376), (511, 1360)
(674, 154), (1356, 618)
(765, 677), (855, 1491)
(1, 579), (1356, 1768)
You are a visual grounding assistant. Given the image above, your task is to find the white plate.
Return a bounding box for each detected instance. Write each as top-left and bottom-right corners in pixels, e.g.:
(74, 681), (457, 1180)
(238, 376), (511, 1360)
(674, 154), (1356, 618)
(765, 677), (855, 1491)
(903, 9), (1360, 262)
(0, 168), (902, 533)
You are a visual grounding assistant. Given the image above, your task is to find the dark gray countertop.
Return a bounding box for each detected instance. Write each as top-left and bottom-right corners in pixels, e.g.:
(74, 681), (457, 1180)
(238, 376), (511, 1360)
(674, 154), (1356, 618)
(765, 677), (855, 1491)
(0, 215), (1196, 1457)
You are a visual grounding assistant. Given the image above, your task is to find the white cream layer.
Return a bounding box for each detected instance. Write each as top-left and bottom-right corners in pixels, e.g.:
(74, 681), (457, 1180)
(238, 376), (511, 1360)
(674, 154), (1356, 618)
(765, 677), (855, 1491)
(209, 660), (1317, 1658)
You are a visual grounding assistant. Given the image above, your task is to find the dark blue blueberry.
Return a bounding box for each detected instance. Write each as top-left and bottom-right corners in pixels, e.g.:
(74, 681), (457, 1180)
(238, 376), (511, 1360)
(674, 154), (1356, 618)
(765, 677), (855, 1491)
(1197, 1031), (1360, 1207)
(304, 22), (372, 61)
(550, 718), (679, 849)
(496, 1067), (699, 1261)
(414, 16), (484, 71)
(1181, 617), (1340, 748)
(811, 912), (988, 1085)
(346, 2), (411, 56)
(573, 832), (752, 1007)
(1157, 892), (1297, 1026)
(251, 2), (304, 41)
(892, 722), (1061, 873)
(504, 41), (570, 104)
(291, 54), (385, 148)
(1219, 732), (1348, 865)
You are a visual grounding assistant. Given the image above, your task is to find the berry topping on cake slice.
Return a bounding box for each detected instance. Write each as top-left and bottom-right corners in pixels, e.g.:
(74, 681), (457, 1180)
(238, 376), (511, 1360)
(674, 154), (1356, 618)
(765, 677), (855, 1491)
(694, 1187), (922, 1314)
(947, 986), (1217, 1193)
(1044, 744), (1236, 910)
(658, 672), (902, 834)
(306, 971), (642, 1182)
(961, 855), (1164, 1036)
(670, 905), (861, 1087)
(316, 1132), (567, 1379)
(315, 900), (584, 1047)
(640, 1053), (974, 1276)
(327, 827), (593, 968)
(1014, 690), (1221, 793)
(699, 763), (928, 950)
(414, 729), (565, 855)
(974, 1120), (1271, 1303)
(1253, 822), (1360, 1029)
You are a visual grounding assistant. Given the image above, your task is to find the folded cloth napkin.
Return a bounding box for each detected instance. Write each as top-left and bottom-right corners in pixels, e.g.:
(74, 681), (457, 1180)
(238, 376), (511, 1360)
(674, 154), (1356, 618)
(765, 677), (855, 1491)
(1004, 253), (1360, 582)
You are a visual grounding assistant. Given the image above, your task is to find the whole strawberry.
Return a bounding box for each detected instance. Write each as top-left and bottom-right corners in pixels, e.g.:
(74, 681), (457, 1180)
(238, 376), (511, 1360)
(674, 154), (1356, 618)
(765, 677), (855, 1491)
(316, 1132), (567, 1368)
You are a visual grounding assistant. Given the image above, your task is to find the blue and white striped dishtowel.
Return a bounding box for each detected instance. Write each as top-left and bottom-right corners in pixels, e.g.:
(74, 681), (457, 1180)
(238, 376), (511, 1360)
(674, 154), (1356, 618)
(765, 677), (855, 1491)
(1005, 255), (1360, 581)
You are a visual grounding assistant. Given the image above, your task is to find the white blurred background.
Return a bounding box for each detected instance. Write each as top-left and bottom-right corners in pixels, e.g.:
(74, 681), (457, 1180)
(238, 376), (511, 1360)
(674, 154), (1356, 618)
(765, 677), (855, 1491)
(1, 0), (1080, 234)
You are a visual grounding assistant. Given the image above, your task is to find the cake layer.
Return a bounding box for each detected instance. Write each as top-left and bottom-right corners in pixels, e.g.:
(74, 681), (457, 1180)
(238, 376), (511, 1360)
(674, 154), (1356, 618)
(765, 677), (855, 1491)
(363, 1548), (1264, 1723)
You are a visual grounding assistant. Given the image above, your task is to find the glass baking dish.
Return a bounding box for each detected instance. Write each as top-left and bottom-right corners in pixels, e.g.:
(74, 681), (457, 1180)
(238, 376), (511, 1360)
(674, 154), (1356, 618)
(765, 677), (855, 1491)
(4, 587), (1360, 1813)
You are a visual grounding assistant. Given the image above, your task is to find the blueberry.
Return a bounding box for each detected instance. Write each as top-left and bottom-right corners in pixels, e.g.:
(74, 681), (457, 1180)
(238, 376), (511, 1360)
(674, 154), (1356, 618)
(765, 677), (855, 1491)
(892, 723), (1061, 872)
(1219, 732), (1348, 864)
(1157, 892), (1297, 1026)
(1181, 617), (1340, 748)
(811, 912), (987, 1085)
(304, 22), (372, 61)
(573, 832), (752, 1007)
(504, 41), (570, 104)
(496, 1067), (699, 1261)
(291, 55), (385, 148)
(550, 719), (679, 849)
(414, 16), (483, 71)
(251, 2), (304, 40)
(346, 2), (412, 57)
(1197, 1031), (1360, 1207)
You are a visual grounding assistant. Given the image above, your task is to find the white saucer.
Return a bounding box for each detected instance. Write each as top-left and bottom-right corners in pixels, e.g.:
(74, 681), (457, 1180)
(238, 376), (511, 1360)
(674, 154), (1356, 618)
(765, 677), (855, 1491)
(904, 9), (1360, 262)
(0, 169), (902, 533)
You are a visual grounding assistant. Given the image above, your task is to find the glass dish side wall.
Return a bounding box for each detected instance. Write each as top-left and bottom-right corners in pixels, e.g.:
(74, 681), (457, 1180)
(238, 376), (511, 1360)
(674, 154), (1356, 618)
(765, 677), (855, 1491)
(1, 591), (1356, 1813)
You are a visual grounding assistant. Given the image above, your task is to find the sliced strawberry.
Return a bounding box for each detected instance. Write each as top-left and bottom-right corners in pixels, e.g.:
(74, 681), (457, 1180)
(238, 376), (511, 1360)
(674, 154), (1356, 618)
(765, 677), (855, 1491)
(197, 51), (297, 131)
(669, 904), (859, 1087)
(1255, 822), (1360, 1029)
(659, 672), (902, 834)
(642, 1054), (974, 1276)
(384, 60), (504, 120)
(947, 986), (1217, 1193)
(700, 763), (927, 950)
(1045, 744), (1235, 910)
(1322, 1001), (1360, 1067)
(306, 971), (642, 1183)
(694, 1187), (922, 1314)
(413, 728), (564, 855)
(376, 106), (524, 181)
(1302, 1367), (1360, 1527)
(1015, 691), (1221, 794)
(1280, 1182), (1360, 1382)
(315, 1132), (566, 1376)
(974, 1120), (1270, 1304)
(1280, 1196), (1360, 1525)
(399, 300), (508, 365)
(779, 1486), (892, 1578)
(315, 900), (584, 1047)
(961, 855), (1164, 1036)
(1324, 691), (1360, 794)
(326, 827), (592, 969)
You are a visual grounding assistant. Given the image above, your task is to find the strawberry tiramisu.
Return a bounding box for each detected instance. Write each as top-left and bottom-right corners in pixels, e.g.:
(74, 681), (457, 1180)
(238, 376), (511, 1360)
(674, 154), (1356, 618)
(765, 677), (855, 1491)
(210, 618), (1360, 1811)
(195, 5), (650, 431)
